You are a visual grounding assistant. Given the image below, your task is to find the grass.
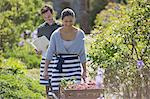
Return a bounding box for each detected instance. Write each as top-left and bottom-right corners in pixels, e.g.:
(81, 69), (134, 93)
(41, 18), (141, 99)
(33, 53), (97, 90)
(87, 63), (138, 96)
(26, 68), (40, 80)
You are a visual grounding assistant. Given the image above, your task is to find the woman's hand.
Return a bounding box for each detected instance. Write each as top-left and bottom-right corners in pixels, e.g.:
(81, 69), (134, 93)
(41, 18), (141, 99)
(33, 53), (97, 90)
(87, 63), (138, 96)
(82, 62), (87, 83)
(82, 70), (87, 83)
(43, 69), (49, 80)
(43, 60), (51, 80)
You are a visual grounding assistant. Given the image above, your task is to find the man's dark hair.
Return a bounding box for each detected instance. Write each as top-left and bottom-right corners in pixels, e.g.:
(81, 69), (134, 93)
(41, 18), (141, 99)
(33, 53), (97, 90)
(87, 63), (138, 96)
(41, 5), (53, 14)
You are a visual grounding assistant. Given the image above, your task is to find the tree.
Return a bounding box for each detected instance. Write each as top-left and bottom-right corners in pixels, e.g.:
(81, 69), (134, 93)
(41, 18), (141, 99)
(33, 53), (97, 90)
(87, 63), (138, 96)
(0, 0), (44, 51)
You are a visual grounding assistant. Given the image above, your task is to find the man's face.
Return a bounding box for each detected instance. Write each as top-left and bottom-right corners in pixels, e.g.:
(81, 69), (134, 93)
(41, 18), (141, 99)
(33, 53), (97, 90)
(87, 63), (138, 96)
(42, 10), (53, 23)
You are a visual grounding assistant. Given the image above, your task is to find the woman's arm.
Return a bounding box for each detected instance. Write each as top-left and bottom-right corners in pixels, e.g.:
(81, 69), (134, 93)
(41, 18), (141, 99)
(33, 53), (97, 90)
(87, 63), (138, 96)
(43, 32), (56, 79)
(79, 30), (87, 81)
(82, 62), (87, 82)
(82, 62), (86, 72)
(43, 59), (51, 80)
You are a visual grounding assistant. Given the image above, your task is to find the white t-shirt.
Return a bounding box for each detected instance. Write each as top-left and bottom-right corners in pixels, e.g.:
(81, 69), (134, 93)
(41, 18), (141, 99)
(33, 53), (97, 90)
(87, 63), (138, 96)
(63, 40), (74, 50)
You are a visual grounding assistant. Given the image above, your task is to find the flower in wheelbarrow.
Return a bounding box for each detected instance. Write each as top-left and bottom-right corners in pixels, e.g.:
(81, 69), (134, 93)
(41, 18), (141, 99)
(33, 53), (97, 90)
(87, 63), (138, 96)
(67, 81), (98, 90)
(137, 60), (144, 70)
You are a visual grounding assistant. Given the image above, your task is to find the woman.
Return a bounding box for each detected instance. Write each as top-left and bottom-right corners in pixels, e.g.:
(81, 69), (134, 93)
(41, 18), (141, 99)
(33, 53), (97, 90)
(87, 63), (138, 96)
(43, 8), (87, 95)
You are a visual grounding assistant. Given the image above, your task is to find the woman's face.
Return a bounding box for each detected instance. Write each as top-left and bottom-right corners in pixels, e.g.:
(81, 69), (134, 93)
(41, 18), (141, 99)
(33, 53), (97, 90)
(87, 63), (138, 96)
(62, 16), (75, 28)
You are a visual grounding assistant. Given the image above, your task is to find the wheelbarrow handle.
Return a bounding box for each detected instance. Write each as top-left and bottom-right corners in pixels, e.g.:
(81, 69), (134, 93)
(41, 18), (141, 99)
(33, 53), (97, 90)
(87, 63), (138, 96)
(48, 80), (59, 99)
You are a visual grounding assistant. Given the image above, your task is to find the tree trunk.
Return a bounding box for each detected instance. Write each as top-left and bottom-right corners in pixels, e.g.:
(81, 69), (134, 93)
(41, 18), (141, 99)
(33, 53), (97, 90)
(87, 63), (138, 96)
(80, 0), (90, 34)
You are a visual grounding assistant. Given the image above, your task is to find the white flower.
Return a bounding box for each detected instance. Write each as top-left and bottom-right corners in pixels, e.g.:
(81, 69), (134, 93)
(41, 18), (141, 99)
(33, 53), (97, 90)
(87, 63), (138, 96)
(25, 30), (31, 35)
(95, 68), (105, 88)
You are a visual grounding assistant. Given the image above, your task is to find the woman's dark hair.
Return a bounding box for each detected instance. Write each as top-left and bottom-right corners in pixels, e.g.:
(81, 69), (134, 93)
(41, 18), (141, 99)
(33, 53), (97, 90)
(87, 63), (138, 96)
(41, 5), (53, 14)
(61, 8), (75, 20)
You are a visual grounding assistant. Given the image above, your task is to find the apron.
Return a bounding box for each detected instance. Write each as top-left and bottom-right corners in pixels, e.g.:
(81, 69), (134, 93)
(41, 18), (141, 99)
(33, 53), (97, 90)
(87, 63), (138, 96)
(48, 54), (82, 96)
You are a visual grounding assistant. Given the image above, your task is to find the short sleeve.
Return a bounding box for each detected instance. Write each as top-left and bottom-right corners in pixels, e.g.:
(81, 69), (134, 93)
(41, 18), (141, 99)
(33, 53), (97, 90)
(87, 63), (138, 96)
(46, 34), (56, 61)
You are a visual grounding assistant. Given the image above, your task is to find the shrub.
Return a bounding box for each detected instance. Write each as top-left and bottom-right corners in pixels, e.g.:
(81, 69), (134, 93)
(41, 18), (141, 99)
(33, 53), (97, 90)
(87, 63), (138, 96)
(89, 0), (108, 26)
(0, 57), (26, 74)
(0, 73), (45, 99)
(0, 57), (45, 98)
(89, 0), (150, 98)
(3, 42), (41, 69)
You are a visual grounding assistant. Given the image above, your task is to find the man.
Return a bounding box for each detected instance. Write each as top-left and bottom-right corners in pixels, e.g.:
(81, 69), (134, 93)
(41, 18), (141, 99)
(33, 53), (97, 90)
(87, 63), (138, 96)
(32, 5), (61, 98)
